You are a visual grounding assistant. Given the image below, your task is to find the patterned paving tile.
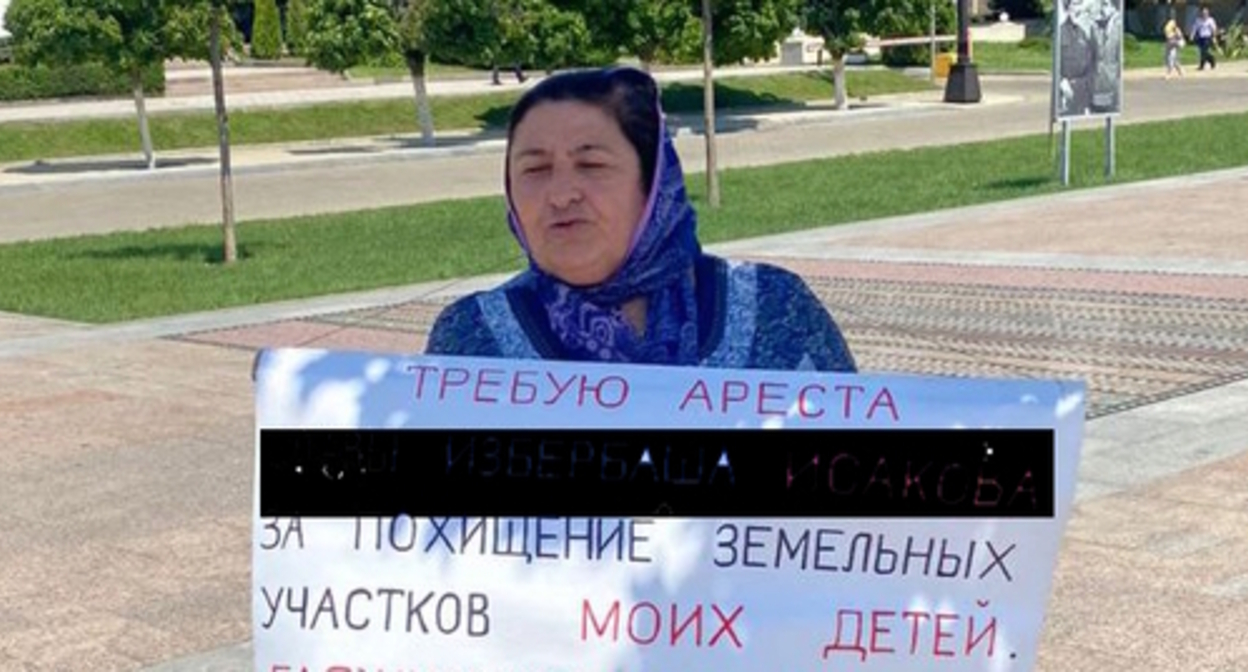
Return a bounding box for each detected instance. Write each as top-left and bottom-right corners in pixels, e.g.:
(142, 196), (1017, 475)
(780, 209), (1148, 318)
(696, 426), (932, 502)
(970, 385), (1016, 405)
(171, 260), (1248, 419)
(800, 274), (1248, 418)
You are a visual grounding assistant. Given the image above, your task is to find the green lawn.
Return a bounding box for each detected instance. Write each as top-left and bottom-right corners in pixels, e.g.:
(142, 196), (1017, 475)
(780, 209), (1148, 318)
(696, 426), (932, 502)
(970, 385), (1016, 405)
(973, 37), (1243, 73)
(2, 109), (1245, 324)
(0, 70), (930, 164)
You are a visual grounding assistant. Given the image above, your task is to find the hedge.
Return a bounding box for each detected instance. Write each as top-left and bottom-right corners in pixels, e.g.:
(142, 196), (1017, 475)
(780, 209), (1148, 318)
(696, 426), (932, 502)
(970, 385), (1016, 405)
(0, 62), (166, 103)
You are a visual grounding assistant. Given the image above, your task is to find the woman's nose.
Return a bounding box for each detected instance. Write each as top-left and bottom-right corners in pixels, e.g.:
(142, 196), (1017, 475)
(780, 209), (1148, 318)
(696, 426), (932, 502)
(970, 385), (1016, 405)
(547, 166), (584, 209)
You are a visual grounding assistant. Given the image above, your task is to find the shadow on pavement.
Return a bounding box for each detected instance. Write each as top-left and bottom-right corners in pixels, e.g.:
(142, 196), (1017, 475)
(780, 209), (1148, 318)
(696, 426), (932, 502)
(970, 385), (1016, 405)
(5, 156), (217, 175)
(287, 134), (503, 157)
(69, 241), (262, 264)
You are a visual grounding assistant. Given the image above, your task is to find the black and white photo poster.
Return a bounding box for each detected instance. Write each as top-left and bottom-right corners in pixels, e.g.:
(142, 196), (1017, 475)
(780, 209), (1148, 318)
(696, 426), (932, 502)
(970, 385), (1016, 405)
(1053, 0), (1123, 120)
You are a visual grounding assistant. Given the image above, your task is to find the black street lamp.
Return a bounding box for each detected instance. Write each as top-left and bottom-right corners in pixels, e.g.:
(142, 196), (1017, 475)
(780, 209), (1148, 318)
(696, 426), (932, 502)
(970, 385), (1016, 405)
(944, 0), (982, 103)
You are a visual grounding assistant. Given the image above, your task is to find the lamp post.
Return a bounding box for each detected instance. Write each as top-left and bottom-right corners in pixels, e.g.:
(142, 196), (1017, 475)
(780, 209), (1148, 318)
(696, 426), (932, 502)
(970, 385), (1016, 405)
(943, 0), (982, 103)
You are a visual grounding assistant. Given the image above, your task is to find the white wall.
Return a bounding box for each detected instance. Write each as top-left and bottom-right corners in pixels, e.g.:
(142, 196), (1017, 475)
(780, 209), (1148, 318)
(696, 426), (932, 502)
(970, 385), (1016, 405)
(0, 0), (11, 38)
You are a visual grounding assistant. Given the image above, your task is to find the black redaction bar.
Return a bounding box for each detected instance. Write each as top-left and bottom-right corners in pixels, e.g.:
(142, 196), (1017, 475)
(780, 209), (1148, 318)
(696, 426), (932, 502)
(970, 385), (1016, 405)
(259, 428), (1055, 519)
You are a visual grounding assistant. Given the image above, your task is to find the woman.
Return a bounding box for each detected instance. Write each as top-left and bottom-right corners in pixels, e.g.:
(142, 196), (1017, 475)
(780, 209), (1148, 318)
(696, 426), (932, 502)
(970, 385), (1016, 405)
(1164, 14), (1186, 79)
(425, 67), (857, 373)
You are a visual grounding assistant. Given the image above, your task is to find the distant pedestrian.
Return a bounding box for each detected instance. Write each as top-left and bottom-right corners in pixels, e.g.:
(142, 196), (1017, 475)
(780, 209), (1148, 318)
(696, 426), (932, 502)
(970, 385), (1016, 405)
(1190, 6), (1218, 71)
(1164, 15), (1185, 78)
(491, 62), (528, 86)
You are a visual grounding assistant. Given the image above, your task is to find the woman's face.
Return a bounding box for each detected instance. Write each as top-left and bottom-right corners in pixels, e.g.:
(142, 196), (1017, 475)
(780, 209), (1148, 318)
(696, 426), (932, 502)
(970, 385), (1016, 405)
(508, 100), (648, 287)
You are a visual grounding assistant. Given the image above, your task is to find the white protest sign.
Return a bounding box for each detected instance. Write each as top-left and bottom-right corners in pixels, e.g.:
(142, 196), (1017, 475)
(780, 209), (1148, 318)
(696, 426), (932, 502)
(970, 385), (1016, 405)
(253, 347), (1086, 672)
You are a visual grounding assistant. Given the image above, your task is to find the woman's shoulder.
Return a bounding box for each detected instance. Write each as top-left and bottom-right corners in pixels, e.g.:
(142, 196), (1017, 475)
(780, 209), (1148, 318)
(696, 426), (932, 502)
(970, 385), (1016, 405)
(707, 255), (857, 372)
(717, 256), (822, 302)
(424, 277), (533, 357)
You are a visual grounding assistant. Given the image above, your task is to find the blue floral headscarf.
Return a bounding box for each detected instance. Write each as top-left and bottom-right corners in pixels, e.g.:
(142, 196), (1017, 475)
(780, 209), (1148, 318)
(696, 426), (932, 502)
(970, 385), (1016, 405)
(504, 67), (703, 366)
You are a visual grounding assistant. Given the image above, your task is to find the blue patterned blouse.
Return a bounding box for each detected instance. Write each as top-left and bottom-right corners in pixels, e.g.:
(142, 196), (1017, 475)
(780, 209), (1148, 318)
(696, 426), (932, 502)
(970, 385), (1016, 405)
(425, 253), (857, 373)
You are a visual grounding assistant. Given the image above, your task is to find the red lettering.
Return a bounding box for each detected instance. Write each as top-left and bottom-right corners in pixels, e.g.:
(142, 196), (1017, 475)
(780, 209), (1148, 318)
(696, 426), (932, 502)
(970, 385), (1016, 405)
(835, 384), (865, 418)
(581, 600), (621, 640)
(670, 604), (704, 646)
(545, 372), (576, 405)
(473, 368), (504, 404)
(709, 604), (744, 649)
(510, 370), (539, 404)
(594, 376), (630, 409)
(798, 384), (826, 418)
(756, 381), (788, 416)
(407, 364), (438, 399)
(902, 610), (931, 654)
(721, 380), (749, 412)
(628, 602), (662, 645)
(1010, 470), (1038, 509)
(679, 379), (714, 412)
(934, 613), (958, 657)
(579, 600), (742, 648)
(870, 610), (896, 654)
(867, 387), (900, 421)
(438, 367), (470, 399)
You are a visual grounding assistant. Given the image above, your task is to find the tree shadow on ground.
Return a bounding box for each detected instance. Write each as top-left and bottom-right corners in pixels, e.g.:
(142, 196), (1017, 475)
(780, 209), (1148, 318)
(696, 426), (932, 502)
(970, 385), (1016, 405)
(69, 242), (261, 264)
(982, 176), (1053, 193)
(5, 156), (216, 175)
(661, 81), (806, 115)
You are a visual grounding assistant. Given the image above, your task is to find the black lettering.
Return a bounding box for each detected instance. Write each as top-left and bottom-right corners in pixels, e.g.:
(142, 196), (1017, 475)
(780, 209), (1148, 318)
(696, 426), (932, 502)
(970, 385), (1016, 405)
(436, 593), (462, 634)
(743, 525), (770, 568)
(407, 590), (435, 634)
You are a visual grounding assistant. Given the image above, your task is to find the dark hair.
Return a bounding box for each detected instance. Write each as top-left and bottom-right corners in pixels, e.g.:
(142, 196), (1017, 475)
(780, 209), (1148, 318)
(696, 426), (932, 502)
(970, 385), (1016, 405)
(506, 68), (661, 194)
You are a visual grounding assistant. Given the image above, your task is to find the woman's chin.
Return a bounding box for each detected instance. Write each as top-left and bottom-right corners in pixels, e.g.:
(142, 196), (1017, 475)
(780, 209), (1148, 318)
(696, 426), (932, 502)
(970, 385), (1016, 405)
(546, 264), (616, 288)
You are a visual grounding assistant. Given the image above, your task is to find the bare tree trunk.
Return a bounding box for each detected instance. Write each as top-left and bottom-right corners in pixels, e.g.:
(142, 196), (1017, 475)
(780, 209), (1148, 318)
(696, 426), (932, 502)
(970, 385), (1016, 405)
(701, 0), (719, 208)
(406, 51), (435, 148)
(131, 69), (156, 170)
(210, 6), (238, 264)
(833, 53), (848, 110)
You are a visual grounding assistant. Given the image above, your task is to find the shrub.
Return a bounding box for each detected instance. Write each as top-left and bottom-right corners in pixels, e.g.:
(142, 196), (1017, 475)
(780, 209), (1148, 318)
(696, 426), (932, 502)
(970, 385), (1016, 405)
(251, 0), (284, 59)
(285, 0), (309, 56)
(0, 62), (165, 102)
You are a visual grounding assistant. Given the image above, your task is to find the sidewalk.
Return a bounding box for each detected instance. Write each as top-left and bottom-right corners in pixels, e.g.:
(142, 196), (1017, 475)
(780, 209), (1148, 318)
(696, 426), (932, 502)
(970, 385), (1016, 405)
(6, 72), (1248, 244)
(1, 58), (1241, 125)
(0, 62), (837, 124)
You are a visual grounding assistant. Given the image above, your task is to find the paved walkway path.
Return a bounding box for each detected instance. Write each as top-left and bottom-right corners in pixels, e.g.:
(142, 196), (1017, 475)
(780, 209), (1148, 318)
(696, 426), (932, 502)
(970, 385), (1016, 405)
(0, 63), (843, 124)
(1, 67), (1247, 672)
(3, 72), (1248, 243)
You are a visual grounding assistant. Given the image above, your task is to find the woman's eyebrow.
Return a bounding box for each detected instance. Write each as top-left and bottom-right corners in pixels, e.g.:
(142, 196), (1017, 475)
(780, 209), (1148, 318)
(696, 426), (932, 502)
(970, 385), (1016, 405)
(572, 143), (616, 156)
(513, 147), (551, 161)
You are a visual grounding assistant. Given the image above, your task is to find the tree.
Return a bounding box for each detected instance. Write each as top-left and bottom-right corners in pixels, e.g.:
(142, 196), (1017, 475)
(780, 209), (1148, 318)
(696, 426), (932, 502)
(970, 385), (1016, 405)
(422, 0), (601, 75)
(692, 0), (798, 209)
(303, 0), (435, 146)
(167, 0), (246, 263)
(560, 0), (703, 69)
(804, 0), (874, 109)
(703, 0), (802, 65)
(701, 0), (719, 208)
(874, 0), (954, 67)
(422, 0), (522, 71)
(286, 0), (310, 55)
(5, 0), (207, 169)
(251, 0), (283, 58)
(514, 0), (600, 73)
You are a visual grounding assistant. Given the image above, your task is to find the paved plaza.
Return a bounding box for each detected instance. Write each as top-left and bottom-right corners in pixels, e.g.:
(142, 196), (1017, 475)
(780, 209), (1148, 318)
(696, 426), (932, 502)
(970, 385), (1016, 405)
(1, 63), (1247, 671)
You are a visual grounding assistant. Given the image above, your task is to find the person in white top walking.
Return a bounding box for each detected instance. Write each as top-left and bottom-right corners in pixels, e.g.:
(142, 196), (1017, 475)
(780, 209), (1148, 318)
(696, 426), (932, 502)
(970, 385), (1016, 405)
(1164, 13), (1186, 78)
(1190, 6), (1219, 70)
